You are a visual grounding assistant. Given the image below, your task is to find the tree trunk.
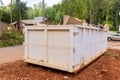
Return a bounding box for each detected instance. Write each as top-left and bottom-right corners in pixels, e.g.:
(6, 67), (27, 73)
(10, 0), (12, 25)
(89, 0), (92, 24)
(115, 9), (119, 30)
(42, 0), (45, 23)
(0, 18), (2, 36)
(16, 0), (21, 30)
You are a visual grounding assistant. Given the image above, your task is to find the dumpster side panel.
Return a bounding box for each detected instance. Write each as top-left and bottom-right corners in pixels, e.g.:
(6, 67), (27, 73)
(24, 27), (74, 72)
(27, 30), (47, 61)
(47, 30), (70, 68)
(73, 27), (107, 72)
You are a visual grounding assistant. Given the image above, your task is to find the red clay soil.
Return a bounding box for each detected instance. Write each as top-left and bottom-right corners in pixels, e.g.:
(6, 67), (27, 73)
(0, 49), (120, 80)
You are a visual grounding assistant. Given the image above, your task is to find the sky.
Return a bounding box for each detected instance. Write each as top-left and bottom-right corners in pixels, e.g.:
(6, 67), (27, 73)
(2, 0), (62, 7)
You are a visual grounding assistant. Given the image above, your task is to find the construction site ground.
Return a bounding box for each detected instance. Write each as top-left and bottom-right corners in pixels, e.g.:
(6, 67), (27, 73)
(0, 41), (120, 80)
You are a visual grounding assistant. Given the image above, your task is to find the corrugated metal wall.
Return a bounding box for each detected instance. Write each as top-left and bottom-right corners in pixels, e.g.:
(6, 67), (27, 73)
(73, 26), (107, 68)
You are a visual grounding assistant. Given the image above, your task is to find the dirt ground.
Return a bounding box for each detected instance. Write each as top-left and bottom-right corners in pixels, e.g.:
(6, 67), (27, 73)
(108, 41), (120, 50)
(0, 46), (24, 64)
(0, 49), (119, 80)
(0, 41), (119, 80)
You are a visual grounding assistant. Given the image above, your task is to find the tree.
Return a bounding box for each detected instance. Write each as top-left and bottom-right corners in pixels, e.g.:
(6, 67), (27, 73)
(45, 0), (88, 24)
(26, 7), (34, 19)
(0, 0), (3, 35)
(11, 1), (28, 21)
(16, 0), (21, 29)
(32, 1), (43, 17)
(10, 0), (12, 25)
(112, 0), (120, 30)
(0, 0), (119, 31)
(1, 6), (11, 23)
(61, 0), (88, 19)
(0, 1), (28, 24)
(45, 6), (60, 24)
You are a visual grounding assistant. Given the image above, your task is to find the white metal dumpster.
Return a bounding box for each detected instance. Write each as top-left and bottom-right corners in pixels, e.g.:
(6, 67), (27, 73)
(24, 25), (107, 73)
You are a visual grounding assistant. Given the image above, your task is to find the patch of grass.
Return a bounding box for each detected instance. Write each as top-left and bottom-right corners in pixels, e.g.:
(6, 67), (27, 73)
(0, 31), (24, 47)
(0, 41), (3, 48)
(104, 52), (119, 59)
(104, 52), (111, 56)
(112, 54), (119, 59)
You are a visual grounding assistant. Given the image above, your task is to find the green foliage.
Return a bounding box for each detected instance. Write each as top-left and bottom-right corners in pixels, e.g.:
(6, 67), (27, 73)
(0, 41), (3, 48)
(1, 7), (11, 23)
(12, 1), (28, 22)
(1, 1), (28, 23)
(102, 21), (113, 30)
(62, 0), (88, 19)
(113, 54), (119, 59)
(45, 5), (62, 24)
(89, 0), (114, 24)
(0, 31), (24, 47)
(45, 0), (120, 31)
(104, 52), (111, 56)
(0, 1), (44, 23)
(45, 0), (88, 24)
(0, 0), (120, 31)
(104, 52), (119, 59)
(26, 1), (45, 19)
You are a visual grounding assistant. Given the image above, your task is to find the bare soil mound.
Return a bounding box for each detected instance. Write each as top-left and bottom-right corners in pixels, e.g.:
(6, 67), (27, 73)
(0, 49), (120, 80)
